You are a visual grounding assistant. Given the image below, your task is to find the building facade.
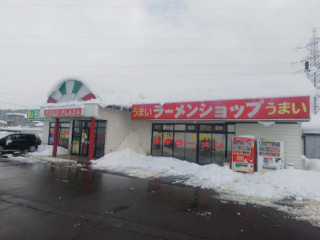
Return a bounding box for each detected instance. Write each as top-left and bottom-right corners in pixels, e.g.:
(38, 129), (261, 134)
(40, 79), (310, 169)
(6, 113), (28, 126)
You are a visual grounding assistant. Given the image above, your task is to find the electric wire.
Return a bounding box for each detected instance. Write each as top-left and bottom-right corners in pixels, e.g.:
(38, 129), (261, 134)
(0, 2), (311, 11)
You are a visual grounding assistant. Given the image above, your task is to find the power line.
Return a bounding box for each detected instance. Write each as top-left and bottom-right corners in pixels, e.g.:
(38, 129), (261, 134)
(0, 34), (309, 41)
(0, 3), (310, 11)
(0, 72), (296, 78)
(0, 46), (300, 53)
(0, 63), (291, 69)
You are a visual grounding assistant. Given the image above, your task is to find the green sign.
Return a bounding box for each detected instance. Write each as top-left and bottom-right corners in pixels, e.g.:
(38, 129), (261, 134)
(27, 110), (47, 120)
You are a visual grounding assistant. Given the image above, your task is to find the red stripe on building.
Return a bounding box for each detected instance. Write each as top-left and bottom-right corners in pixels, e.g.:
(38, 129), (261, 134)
(47, 97), (58, 103)
(81, 93), (96, 101)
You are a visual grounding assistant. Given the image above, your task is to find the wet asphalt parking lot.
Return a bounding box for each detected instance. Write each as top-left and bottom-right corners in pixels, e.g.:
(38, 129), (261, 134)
(0, 157), (320, 240)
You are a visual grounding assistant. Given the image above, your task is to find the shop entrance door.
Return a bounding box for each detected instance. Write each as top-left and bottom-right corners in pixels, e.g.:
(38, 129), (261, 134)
(71, 120), (90, 156)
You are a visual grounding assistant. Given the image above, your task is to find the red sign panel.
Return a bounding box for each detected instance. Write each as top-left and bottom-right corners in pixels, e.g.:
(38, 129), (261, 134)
(131, 96), (310, 120)
(44, 108), (82, 117)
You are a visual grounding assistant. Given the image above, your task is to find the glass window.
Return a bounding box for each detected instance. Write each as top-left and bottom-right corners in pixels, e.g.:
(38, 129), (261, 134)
(163, 124), (173, 131)
(200, 125), (211, 132)
(60, 123), (69, 128)
(152, 131), (162, 156)
(71, 121), (81, 154)
(227, 124), (236, 133)
(187, 124), (197, 132)
(162, 131), (173, 157)
(184, 133), (197, 163)
(213, 124), (225, 132)
(174, 132), (185, 159)
(198, 133), (212, 165)
(48, 122), (70, 149)
(95, 120), (106, 158)
(151, 123), (228, 166)
(212, 134), (226, 166)
(174, 124), (186, 131)
(48, 122), (55, 145)
(97, 121), (106, 128)
(153, 124), (162, 131)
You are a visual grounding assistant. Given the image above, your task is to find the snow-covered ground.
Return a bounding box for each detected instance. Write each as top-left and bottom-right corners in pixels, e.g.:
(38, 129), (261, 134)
(91, 148), (320, 228)
(0, 126), (43, 132)
(27, 145), (68, 157)
(0, 145), (69, 164)
(0, 131), (10, 139)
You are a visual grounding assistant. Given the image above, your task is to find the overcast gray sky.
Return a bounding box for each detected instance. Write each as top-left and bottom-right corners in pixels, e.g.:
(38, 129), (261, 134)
(0, 0), (319, 109)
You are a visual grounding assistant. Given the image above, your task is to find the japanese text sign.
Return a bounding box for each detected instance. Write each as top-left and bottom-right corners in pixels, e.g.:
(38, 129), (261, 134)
(131, 96), (310, 120)
(44, 108), (82, 117)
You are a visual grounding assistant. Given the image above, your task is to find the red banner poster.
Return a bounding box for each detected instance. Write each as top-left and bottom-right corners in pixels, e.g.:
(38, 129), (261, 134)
(44, 108), (82, 117)
(131, 96), (310, 120)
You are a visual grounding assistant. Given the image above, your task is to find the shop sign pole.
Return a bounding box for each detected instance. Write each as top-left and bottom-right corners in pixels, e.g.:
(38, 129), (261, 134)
(52, 118), (59, 157)
(88, 118), (96, 161)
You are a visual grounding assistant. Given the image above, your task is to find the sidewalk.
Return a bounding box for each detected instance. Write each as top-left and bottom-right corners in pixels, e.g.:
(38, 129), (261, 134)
(37, 154), (91, 165)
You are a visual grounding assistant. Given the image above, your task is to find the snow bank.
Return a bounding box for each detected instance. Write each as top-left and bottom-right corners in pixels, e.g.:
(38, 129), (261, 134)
(27, 145), (68, 157)
(92, 149), (320, 201)
(305, 158), (320, 172)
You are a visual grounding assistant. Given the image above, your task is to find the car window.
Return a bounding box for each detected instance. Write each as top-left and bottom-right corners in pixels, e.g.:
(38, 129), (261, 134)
(6, 135), (14, 140)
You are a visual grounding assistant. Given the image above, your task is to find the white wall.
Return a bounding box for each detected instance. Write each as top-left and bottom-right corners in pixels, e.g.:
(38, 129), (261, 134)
(42, 121), (50, 144)
(236, 123), (303, 169)
(98, 108), (133, 153)
(98, 108), (153, 155)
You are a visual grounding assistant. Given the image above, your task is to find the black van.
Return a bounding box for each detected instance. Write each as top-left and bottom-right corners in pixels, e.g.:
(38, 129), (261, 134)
(0, 133), (41, 153)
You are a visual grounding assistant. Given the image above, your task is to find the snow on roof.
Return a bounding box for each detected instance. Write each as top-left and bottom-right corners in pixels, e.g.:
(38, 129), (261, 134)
(43, 73), (315, 108)
(302, 114), (320, 133)
(0, 120), (7, 124)
(34, 122), (44, 127)
(6, 113), (27, 118)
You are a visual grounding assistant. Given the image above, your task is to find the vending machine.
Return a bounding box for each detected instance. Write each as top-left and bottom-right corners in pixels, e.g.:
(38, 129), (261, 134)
(257, 139), (284, 173)
(231, 137), (256, 174)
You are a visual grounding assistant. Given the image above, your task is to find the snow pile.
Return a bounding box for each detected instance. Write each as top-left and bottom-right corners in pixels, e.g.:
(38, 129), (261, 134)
(92, 149), (320, 227)
(305, 158), (320, 172)
(27, 145), (68, 157)
(117, 132), (146, 155)
(92, 149), (320, 201)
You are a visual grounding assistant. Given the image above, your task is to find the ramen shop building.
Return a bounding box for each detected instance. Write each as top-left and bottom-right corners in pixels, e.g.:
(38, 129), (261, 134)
(40, 79), (311, 169)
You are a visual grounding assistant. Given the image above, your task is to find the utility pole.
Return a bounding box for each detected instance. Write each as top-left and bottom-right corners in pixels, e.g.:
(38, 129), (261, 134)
(302, 28), (320, 114)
